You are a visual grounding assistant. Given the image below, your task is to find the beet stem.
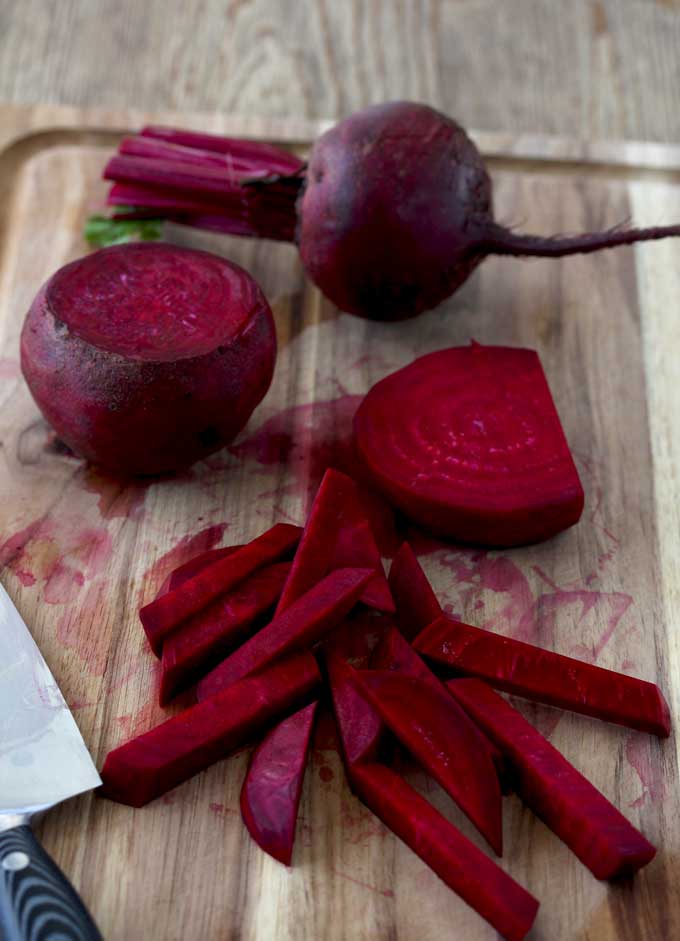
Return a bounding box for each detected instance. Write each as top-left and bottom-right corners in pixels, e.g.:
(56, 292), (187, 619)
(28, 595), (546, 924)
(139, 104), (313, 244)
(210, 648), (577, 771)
(481, 221), (680, 258)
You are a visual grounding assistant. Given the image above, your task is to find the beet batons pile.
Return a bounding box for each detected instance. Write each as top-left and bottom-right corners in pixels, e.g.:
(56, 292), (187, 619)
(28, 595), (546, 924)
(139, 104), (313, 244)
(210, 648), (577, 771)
(100, 469), (670, 941)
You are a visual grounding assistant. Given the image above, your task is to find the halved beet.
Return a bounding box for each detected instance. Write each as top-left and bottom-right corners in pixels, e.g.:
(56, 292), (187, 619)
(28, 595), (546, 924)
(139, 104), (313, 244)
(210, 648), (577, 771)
(354, 669), (503, 854)
(21, 243), (277, 475)
(159, 562), (291, 704)
(99, 651), (319, 807)
(387, 542), (443, 639)
(240, 701), (318, 866)
(276, 469), (394, 616)
(448, 679), (656, 880)
(371, 627), (511, 794)
(415, 616), (671, 737)
(140, 523), (301, 654)
(326, 657), (538, 940)
(353, 343), (584, 546)
(196, 567), (373, 701)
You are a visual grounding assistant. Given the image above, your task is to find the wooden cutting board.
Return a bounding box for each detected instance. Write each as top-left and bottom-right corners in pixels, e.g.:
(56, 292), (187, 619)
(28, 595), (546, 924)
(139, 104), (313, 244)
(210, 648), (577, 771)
(0, 104), (679, 941)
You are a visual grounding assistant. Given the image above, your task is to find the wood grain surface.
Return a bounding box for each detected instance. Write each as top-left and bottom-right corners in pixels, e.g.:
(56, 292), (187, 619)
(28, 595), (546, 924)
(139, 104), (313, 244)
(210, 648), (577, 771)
(1, 105), (680, 941)
(2, 0), (680, 143)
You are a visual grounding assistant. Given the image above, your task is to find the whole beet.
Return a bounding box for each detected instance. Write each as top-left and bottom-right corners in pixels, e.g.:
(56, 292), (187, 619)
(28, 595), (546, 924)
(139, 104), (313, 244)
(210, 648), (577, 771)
(297, 101), (680, 320)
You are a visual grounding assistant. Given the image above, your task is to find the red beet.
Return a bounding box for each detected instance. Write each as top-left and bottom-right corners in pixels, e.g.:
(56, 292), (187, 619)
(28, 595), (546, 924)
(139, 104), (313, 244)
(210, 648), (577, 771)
(371, 627), (511, 794)
(416, 616), (671, 737)
(354, 669), (503, 854)
(276, 469), (394, 616)
(140, 523), (301, 655)
(326, 656), (538, 940)
(158, 545), (242, 597)
(354, 343), (584, 546)
(196, 567), (373, 701)
(103, 103), (680, 321)
(99, 651), (319, 807)
(387, 542), (443, 639)
(240, 701), (318, 866)
(159, 562), (291, 704)
(21, 243), (277, 474)
(448, 679), (656, 880)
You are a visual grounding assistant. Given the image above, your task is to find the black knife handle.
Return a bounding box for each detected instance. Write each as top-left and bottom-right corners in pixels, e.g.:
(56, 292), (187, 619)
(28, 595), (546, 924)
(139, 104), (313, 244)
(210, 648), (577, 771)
(0, 825), (101, 941)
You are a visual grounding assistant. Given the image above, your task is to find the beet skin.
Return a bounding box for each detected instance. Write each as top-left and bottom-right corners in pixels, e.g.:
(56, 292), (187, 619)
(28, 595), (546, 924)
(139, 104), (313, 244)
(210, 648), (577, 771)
(20, 242), (276, 475)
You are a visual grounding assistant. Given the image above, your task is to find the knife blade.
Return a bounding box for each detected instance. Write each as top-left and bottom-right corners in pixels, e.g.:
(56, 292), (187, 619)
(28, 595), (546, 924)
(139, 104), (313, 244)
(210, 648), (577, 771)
(0, 583), (102, 940)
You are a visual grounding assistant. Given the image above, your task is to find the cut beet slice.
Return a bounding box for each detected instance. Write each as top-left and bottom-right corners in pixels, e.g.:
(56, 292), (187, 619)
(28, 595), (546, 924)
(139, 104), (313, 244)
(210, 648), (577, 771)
(159, 562), (291, 704)
(240, 701), (318, 866)
(371, 627), (511, 794)
(351, 763), (538, 941)
(387, 542), (443, 639)
(354, 669), (503, 854)
(99, 651), (319, 807)
(140, 523), (302, 655)
(326, 652), (386, 769)
(276, 468), (394, 616)
(353, 343), (585, 546)
(447, 679), (657, 879)
(415, 616), (671, 737)
(327, 648), (537, 939)
(157, 545), (242, 597)
(196, 567), (373, 701)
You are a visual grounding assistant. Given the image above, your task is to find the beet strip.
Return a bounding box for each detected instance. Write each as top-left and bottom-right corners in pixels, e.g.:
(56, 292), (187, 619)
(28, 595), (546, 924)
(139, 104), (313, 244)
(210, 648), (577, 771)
(196, 567), (373, 701)
(99, 651), (320, 807)
(447, 679), (657, 879)
(240, 701), (318, 866)
(276, 468), (393, 617)
(159, 562), (291, 705)
(139, 523), (301, 655)
(326, 654), (537, 940)
(354, 669), (503, 854)
(372, 627), (511, 794)
(156, 545), (242, 598)
(415, 616), (671, 737)
(387, 541), (443, 639)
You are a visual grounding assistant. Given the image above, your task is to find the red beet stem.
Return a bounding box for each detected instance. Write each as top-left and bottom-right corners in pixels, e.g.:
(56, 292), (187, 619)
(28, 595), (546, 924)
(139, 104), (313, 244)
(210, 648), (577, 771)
(447, 679), (657, 880)
(140, 126), (305, 175)
(481, 221), (680, 258)
(240, 701), (318, 866)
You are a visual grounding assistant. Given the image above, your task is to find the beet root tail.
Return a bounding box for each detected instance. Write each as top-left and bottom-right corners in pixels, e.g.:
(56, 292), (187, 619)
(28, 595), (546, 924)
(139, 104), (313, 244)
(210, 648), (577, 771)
(480, 221), (680, 258)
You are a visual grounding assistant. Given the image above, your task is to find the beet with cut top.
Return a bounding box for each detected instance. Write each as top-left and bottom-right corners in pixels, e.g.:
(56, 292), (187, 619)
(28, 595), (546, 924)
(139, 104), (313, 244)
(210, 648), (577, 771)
(197, 567), (373, 701)
(240, 701), (318, 866)
(140, 522), (301, 655)
(102, 103), (680, 321)
(99, 651), (319, 807)
(447, 679), (656, 880)
(416, 615), (671, 737)
(21, 243), (276, 474)
(354, 343), (584, 546)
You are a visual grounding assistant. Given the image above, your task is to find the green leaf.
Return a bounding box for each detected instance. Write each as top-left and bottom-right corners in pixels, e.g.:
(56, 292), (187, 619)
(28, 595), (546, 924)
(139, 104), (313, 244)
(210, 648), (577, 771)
(84, 209), (164, 249)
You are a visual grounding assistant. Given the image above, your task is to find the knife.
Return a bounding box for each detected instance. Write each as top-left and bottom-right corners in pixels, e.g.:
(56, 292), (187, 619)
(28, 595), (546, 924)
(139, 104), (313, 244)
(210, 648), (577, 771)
(0, 583), (102, 940)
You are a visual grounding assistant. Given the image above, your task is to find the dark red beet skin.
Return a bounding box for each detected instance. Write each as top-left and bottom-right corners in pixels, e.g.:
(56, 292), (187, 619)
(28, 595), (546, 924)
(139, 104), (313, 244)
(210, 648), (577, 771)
(21, 242), (276, 475)
(447, 679), (657, 880)
(354, 343), (584, 546)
